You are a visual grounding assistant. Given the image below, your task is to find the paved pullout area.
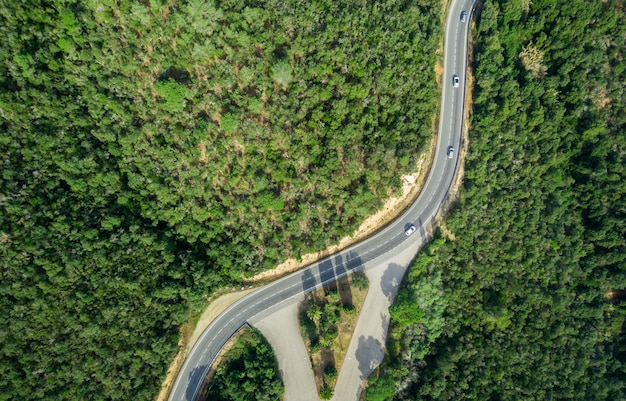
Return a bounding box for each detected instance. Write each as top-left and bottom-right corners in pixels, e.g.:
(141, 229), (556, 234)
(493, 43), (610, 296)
(250, 299), (319, 401)
(252, 235), (425, 401)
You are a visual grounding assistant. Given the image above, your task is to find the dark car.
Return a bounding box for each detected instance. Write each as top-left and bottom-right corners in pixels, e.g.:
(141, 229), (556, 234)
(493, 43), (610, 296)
(460, 11), (468, 22)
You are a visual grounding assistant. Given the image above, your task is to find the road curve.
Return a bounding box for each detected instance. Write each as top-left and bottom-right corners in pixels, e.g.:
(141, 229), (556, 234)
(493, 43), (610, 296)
(168, 0), (476, 400)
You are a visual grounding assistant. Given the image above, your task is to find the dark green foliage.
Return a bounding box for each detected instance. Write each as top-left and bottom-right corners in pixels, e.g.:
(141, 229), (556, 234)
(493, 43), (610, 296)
(324, 364), (338, 381)
(319, 384), (334, 400)
(205, 328), (284, 401)
(301, 309), (319, 343)
(389, 289), (425, 327)
(300, 287), (350, 355)
(365, 373), (396, 401)
(368, 0), (626, 400)
(0, 0), (440, 399)
(343, 303), (357, 314)
(351, 271), (370, 290)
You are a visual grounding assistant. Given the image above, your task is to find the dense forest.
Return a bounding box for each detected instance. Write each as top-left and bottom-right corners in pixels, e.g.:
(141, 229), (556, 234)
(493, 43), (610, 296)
(204, 328), (283, 401)
(0, 0), (442, 399)
(367, 0), (626, 400)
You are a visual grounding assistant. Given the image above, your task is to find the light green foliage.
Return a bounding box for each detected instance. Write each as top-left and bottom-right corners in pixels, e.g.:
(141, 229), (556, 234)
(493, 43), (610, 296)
(386, 265), (447, 364)
(319, 384), (334, 400)
(220, 112), (239, 134)
(156, 79), (190, 114)
(271, 61), (293, 88)
(389, 291), (425, 328)
(365, 373), (396, 401)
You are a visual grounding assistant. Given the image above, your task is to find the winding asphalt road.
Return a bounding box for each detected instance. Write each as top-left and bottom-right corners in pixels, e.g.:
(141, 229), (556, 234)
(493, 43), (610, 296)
(168, 0), (476, 400)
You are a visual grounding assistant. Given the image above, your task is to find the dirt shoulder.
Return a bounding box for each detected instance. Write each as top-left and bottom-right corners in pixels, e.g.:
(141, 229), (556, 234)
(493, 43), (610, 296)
(155, 290), (253, 401)
(244, 131), (438, 286)
(156, 143), (435, 401)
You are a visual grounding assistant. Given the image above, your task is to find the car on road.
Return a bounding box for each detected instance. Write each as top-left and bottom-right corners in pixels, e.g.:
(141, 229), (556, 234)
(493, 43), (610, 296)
(460, 11), (468, 22)
(447, 146), (454, 159)
(453, 75), (460, 87)
(404, 224), (417, 236)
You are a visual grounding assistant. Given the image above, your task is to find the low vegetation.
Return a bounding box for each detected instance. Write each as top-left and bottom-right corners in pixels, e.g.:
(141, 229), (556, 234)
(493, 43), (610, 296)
(300, 272), (369, 397)
(366, 0), (626, 400)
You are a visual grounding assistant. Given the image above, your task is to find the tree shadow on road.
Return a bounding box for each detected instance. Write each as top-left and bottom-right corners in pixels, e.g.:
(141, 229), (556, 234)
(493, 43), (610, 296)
(334, 254), (352, 307)
(186, 364), (208, 401)
(307, 250), (365, 307)
(354, 333), (384, 381)
(379, 262), (408, 303)
(319, 256), (337, 293)
(301, 268), (317, 294)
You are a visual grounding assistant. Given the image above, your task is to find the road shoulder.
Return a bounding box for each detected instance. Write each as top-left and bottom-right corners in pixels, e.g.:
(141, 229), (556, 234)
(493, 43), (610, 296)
(251, 298), (320, 401)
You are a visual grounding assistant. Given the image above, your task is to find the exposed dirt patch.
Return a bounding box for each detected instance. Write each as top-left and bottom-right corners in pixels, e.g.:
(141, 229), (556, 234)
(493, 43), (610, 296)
(441, 0), (451, 24)
(591, 85), (612, 110)
(439, 223), (457, 241)
(435, 60), (444, 85)
(606, 290), (626, 303)
(435, 1), (446, 85)
(244, 139), (436, 286)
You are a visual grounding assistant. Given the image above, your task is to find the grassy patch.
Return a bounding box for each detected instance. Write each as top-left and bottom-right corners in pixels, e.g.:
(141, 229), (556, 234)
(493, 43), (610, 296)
(299, 271), (369, 396)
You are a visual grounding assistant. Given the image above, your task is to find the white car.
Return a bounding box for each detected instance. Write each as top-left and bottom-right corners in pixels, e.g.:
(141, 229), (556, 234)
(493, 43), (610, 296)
(404, 224), (417, 236)
(453, 75), (460, 88)
(447, 146), (454, 159)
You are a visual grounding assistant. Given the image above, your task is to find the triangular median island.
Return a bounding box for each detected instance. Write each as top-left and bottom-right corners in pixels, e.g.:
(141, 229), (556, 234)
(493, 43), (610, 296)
(298, 271), (370, 399)
(252, 239), (424, 401)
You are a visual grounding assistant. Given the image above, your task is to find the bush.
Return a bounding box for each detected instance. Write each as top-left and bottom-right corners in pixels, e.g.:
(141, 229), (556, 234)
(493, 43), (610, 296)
(343, 303), (356, 314)
(324, 365), (338, 381)
(319, 384), (334, 400)
(351, 272), (369, 290)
